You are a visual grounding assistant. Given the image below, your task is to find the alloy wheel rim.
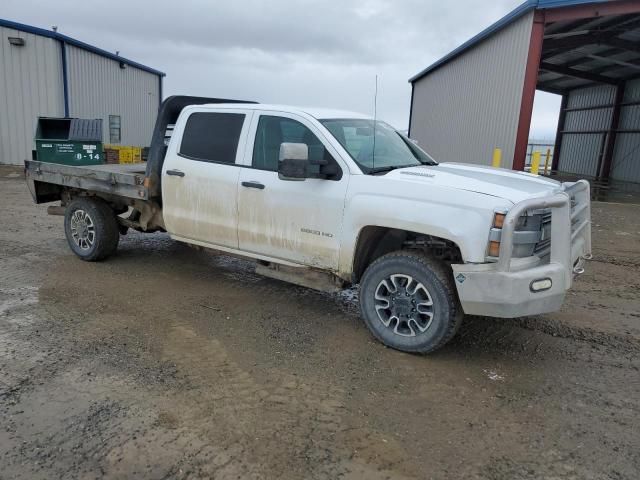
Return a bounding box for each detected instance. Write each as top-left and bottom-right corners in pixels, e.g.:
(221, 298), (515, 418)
(374, 274), (434, 337)
(70, 209), (95, 250)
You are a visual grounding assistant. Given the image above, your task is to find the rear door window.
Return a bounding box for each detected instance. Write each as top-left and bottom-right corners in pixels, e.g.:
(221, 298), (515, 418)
(180, 112), (245, 164)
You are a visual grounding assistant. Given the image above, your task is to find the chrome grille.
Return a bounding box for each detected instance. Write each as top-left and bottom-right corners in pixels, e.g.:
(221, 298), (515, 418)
(533, 211), (552, 257)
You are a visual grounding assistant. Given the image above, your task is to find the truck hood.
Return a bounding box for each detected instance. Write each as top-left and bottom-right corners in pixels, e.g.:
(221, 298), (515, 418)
(386, 162), (562, 204)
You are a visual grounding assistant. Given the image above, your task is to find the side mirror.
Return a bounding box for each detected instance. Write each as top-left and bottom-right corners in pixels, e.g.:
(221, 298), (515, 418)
(278, 142), (308, 181)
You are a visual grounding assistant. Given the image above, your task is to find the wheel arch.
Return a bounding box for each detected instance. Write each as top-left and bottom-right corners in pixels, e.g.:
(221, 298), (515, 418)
(350, 226), (463, 283)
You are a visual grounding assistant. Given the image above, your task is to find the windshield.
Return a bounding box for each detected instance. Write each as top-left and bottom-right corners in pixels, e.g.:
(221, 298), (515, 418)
(320, 118), (437, 173)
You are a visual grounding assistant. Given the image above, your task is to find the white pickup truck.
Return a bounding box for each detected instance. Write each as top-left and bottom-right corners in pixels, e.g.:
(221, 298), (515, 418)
(25, 95), (592, 353)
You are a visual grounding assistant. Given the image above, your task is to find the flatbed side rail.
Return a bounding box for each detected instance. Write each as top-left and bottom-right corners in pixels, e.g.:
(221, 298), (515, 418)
(25, 160), (148, 201)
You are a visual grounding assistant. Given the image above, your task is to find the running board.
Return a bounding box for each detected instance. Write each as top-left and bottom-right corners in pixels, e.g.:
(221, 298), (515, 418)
(255, 263), (344, 293)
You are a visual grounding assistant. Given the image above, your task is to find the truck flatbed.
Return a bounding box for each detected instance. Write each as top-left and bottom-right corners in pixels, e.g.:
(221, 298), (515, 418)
(25, 160), (149, 202)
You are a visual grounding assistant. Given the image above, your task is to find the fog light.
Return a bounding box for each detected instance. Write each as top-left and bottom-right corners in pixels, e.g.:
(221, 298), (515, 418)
(530, 278), (552, 292)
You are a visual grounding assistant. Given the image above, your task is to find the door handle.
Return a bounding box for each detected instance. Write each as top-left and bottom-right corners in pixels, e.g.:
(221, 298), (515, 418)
(241, 181), (265, 190)
(166, 169), (185, 177)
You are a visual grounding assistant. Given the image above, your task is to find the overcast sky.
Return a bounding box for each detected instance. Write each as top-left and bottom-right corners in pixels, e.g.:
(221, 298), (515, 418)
(5, 0), (561, 139)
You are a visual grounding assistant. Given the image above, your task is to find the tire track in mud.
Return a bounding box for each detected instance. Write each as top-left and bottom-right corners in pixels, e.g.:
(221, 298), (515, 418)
(513, 315), (640, 354)
(1, 275), (414, 479)
(0, 252), (51, 405)
(0, 254), (193, 478)
(201, 251), (640, 356)
(591, 253), (640, 269)
(149, 321), (418, 479)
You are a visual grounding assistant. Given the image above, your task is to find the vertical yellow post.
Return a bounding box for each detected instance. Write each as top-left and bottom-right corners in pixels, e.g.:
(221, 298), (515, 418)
(531, 151), (541, 175)
(543, 148), (551, 175)
(492, 148), (502, 168)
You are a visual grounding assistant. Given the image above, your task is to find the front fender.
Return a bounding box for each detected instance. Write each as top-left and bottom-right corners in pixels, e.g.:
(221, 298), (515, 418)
(338, 190), (509, 276)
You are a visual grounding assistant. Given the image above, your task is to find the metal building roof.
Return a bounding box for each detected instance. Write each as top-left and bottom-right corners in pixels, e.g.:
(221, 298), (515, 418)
(0, 18), (165, 77)
(538, 11), (640, 94)
(409, 0), (611, 83)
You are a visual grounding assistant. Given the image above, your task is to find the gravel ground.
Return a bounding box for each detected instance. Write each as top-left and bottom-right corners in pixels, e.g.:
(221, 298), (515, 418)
(1, 166), (639, 479)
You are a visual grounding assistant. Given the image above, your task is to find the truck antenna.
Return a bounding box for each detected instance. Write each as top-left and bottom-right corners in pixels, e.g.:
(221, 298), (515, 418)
(372, 75), (378, 170)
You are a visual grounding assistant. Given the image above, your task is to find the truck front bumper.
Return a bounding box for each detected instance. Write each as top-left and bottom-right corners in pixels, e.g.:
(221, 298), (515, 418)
(452, 180), (591, 319)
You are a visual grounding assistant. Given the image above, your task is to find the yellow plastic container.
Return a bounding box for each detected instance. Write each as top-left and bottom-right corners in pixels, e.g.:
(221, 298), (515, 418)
(118, 147), (133, 164)
(131, 147), (142, 163)
(106, 145), (143, 164)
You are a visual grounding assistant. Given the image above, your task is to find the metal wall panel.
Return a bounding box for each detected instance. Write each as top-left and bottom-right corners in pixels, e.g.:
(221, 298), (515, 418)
(409, 11), (534, 168)
(622, 78), (640, 103)
(65, 45), (159, 147)
(565, 84), (615, 109)
(564, 105), (612, 131)
(0, 26), (64, 164)
(558, 84), (615, 176)
(558, 133), (603, 176)
(618, 104), (640, 130)
(610, 79), (640, 182)
(610, 133), (640, 183)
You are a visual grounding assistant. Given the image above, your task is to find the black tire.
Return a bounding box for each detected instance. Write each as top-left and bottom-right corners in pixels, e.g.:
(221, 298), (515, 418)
(359, 250), (463, 354)
(64, 197), (119, 261)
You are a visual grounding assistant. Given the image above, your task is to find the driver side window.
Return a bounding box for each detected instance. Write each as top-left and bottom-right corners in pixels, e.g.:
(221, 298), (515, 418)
(252, 115), (333, 174)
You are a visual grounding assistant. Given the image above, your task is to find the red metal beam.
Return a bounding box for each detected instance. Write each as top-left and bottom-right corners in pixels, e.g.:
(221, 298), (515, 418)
(513, 11), (546, 171)
(543, 0), (640, 23)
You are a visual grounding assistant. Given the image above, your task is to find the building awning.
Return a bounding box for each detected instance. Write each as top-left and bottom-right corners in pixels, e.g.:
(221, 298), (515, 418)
(539, 12), (640, 94)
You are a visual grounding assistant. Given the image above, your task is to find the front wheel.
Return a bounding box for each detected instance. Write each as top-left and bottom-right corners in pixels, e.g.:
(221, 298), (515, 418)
(64, 197), (120, 261)
(359, 251), (463, 353)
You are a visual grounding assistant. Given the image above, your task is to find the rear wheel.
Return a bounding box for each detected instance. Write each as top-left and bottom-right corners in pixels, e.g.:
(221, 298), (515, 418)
(64, 197), (119, 261)
(359, 251), (463, 353)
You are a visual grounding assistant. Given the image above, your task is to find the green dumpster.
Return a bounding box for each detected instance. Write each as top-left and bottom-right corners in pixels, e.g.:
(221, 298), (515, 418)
(35, 117), (104, 165)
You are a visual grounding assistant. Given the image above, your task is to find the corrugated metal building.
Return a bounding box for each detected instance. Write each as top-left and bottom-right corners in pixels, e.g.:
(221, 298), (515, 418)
(0, 19), (165, 165)
(410, 10), (534, 167)
(409, 0), (640, 184)
(556, 79), (640, 183)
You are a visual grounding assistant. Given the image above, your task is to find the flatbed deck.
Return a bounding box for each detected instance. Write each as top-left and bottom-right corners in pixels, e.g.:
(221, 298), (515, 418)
(25, 160), (150, 202)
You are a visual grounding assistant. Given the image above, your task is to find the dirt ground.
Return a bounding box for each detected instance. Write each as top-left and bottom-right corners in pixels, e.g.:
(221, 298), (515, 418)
(1, 166), (639, 480)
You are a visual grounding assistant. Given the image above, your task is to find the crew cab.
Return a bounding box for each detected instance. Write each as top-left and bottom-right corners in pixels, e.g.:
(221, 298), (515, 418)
(25, 96), (592, 353)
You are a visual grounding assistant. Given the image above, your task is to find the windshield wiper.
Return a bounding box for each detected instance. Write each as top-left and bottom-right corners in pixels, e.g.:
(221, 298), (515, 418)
(367, 164), (419, 174)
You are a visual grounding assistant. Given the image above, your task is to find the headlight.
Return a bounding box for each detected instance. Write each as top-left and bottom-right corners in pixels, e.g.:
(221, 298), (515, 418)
(487, 210), (547, 260)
